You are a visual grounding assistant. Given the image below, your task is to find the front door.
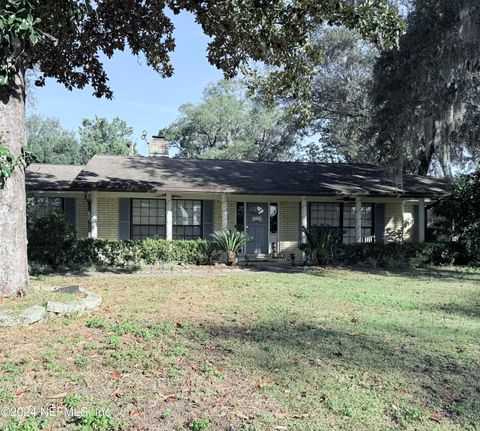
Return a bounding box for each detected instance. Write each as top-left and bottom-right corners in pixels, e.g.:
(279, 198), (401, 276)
(246, 202), (268, 254)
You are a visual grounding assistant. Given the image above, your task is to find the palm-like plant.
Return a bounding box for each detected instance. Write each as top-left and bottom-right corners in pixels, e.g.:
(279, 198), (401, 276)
(299, 226), (343, 265)
(211, 230), (251, 265)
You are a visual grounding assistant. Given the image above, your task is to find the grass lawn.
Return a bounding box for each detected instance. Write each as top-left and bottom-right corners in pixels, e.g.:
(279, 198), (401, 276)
(0, 267), (479, 430)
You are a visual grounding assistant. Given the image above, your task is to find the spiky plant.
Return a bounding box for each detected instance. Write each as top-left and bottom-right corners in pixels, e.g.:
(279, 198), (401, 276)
(211, 230), (251, 266)
(299, 226), (343, 265)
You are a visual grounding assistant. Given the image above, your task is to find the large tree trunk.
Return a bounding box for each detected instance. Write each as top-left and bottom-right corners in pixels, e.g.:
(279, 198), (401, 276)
(0, 68), (29, 296)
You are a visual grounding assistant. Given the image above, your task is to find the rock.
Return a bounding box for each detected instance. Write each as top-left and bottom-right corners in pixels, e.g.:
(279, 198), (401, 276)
(0, 312), (19, 327)
(83, 292), (102, 310)
(20, 305), (46, 324)
(47, 289), (102, 315)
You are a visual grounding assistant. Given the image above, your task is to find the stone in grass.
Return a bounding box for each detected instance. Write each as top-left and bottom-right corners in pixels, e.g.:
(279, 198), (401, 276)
(0, 305), (46, 327)
(0, 312), (19, 328)
(20, 305), (46, 324)
(47, 288), (102, 315)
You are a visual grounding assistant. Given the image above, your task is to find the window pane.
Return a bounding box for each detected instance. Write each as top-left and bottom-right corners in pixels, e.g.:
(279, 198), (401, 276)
(236, 203), (245, 231)
(270, 203), (278, 233)
(309, 203), (340, 227)
(131, 199), (166, 239)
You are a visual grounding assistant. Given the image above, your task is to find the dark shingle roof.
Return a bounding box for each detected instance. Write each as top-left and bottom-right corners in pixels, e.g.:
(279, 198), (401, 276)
(58, 155), (449, 198)
(26, 164), (84, 191)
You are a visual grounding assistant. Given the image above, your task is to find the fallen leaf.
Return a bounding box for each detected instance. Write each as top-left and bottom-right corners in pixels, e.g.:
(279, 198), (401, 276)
(429, 412), (443, 423)
(111, 389), (124, 398)
(14, 387), (27, 396)
(112, 372), (124, 379)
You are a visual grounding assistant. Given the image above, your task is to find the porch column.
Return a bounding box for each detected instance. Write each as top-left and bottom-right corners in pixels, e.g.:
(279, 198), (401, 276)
(418, 198), (425, 243)
(90, 191), (98, 239)
(221, 193), (228, 230)
(355, 196), (362, 243)
(166, 193), (173, 240)
(301, 197), (308, 243)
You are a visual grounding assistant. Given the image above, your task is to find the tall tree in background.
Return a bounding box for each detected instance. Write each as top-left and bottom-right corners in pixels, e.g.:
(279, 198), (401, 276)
(26, 115), (82, 164)
(78, 116), (136, 163)
(295, 28), (379, 163)
(370, 0), (480, 178)
(0, 1), (403, 294)
(162, 80), (297, 161)
(26, 115), (137, 165)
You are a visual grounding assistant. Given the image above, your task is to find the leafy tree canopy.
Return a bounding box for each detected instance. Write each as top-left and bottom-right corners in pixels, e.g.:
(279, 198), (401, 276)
(370, 0), (480, 177)
(26, 115), (81, 164)
(0, 0), (405, 99)
(161, 80), (297, 161)
(78, 116), (137, 163)
(26, 115), (137, 165)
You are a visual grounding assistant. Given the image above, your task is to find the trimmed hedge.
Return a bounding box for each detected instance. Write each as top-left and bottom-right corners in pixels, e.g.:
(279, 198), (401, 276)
(336, 242), (474, 268)
(73, 238), (218, 267)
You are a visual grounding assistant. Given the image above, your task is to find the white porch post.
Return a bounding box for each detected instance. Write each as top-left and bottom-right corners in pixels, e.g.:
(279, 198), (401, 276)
(221, 193), (228, 230)
(418, 198), (425, 243)
(166, 193), (173, 240)
(90, 191), (98, 239)
(301, 197), (308, 243)
(355, 196), (362, 243)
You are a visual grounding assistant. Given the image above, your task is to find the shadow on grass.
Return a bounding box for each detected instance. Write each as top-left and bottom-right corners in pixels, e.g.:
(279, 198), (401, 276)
(202, 320), (480, 425)
(332, 264), (480, 283)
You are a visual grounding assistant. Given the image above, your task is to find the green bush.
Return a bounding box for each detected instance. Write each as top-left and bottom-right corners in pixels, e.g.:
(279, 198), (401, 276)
(28, 212), (76, 268)
(29, 235), (217, 271)
(299, 226), (343, 265)
(337, 241), (473, 268)
(435, 170), (480, 262)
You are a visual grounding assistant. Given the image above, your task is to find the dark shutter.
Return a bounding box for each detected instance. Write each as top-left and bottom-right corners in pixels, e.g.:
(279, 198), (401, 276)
(63, 198), (76, 227)
(374, 203), (385, 244)
(118, 198), (131, 240)
(202, 200), (214, 239)
(412, 205), (419, 242)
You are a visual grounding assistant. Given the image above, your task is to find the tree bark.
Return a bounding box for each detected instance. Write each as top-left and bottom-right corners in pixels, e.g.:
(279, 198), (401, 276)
(0, 67), (29, 296)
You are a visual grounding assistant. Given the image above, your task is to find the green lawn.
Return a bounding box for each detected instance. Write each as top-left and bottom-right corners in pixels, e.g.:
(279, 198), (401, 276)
(1, 268), (479, 430)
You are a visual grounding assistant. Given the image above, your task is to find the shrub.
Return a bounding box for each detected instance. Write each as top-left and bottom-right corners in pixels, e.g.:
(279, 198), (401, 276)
(211, 230), (250, 265)
(29, 236), (217, 271)
(435, 170), (480, 261)
(337, 241), (473, 269)
(299, 226), (343, 265)
(28, 212), (76, 268)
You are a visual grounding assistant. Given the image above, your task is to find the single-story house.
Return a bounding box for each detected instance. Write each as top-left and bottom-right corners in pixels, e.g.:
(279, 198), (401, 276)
(25, 137), (449, 258)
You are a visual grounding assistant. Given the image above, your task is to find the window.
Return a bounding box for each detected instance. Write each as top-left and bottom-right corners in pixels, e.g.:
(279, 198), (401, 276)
(270, 203), (278, 233)
(308, 202), (375, 244)
(173, 200), (202, 240)
(27, 197), (64, 223)
(131, 199), (166, 240)
(343, 203), (374, 244)
(236, 202), (245, 232)
(309, 202), (341, 227)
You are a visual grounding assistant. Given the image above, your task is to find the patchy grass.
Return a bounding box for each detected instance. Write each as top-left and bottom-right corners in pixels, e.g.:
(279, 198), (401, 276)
(0, 268), (479, 430)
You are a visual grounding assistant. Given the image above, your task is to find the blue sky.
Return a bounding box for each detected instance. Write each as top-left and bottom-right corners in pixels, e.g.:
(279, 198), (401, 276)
(27, 12), (223, 156)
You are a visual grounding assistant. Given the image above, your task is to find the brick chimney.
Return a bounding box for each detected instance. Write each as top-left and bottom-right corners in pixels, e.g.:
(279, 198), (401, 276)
(148, 135), (169, 157)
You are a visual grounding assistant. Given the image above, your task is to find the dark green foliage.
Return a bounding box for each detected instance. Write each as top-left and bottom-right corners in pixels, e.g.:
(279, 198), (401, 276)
(1, 1), (404, 98)
(299, 226), (343, 265)
(435, 170), (480, 259)
(161, 80), (298, 161)
(26, 115), (137, 165)
(337, 242), (473, 268)
(28, 236), (218, 271)
(27, 212), (77, 268)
